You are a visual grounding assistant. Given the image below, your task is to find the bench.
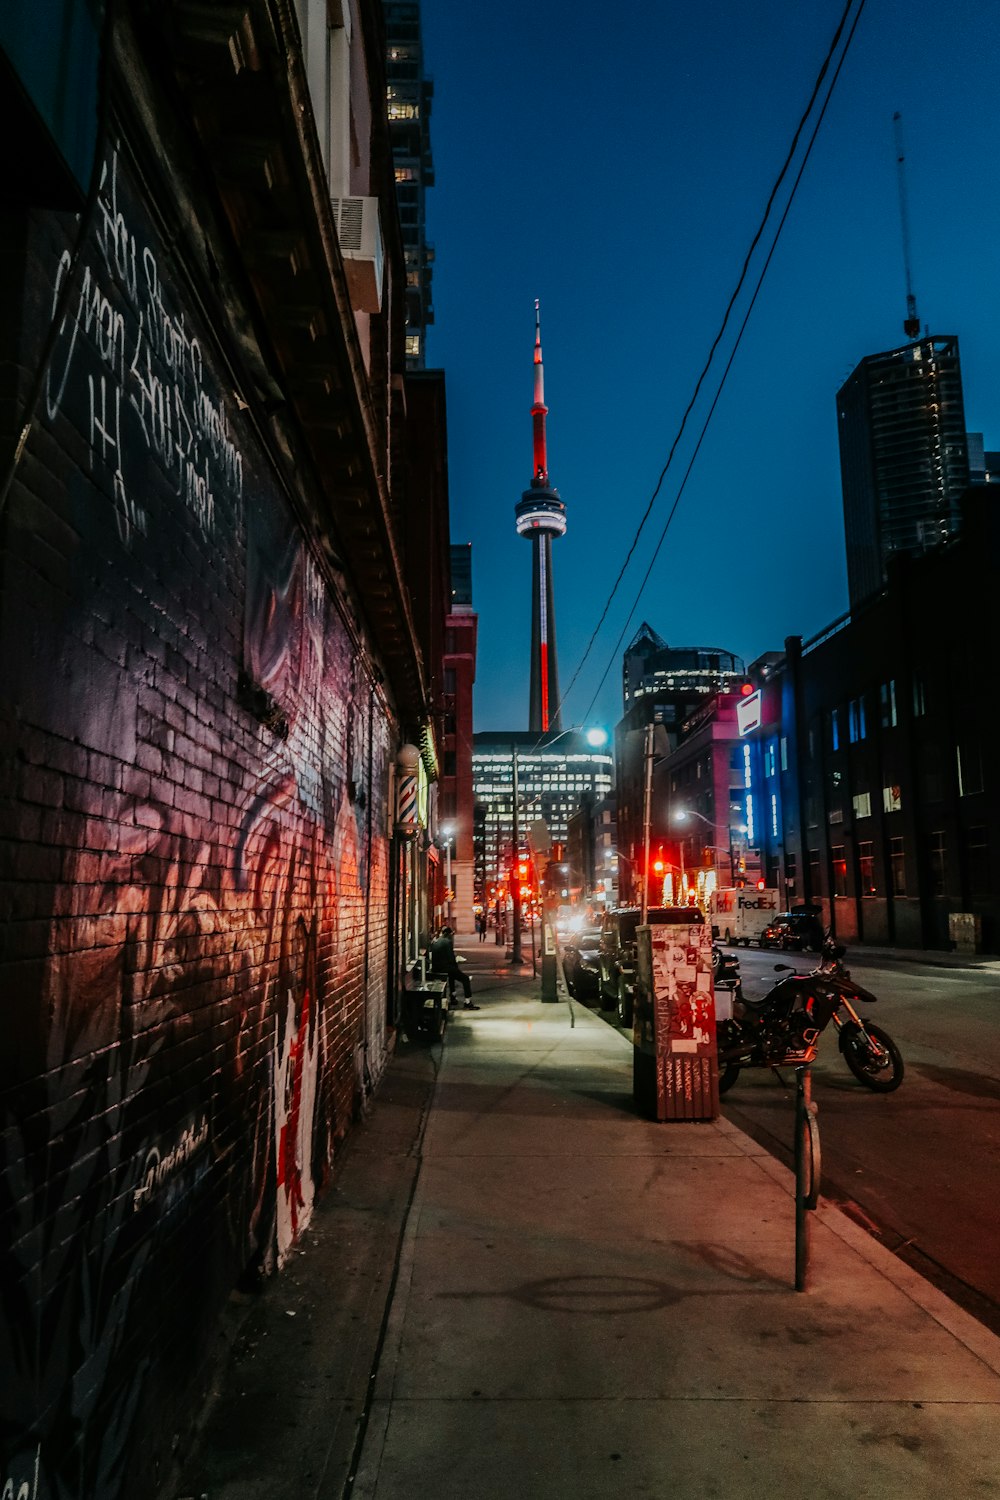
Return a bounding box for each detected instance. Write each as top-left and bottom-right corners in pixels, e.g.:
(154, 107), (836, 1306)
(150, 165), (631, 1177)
(403, 978), (449, 1042)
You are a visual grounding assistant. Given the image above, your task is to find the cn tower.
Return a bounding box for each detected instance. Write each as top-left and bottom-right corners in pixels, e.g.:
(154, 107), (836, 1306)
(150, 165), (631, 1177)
(515, 301), (567, 732)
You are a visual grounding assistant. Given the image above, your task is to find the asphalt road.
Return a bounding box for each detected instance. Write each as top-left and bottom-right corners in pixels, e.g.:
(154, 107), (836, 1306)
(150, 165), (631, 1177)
(589, 946), (1000, 1333)
(715, 947), (1000, 1334)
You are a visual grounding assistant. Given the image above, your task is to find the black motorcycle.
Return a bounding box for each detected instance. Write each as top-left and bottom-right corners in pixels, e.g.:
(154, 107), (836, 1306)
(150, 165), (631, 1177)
(714, 940), (904, 1094)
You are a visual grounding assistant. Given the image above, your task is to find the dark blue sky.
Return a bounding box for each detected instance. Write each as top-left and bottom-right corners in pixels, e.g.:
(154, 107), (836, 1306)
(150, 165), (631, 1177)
(420, 0), (1000, 733)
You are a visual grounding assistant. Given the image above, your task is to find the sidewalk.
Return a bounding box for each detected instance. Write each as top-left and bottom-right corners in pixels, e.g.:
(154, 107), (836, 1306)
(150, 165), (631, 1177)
(171, 933), (1000, 1499)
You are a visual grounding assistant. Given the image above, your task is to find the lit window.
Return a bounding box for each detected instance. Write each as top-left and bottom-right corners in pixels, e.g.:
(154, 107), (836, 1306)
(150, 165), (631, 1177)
(852, 791), (871, 819)
(882, 785), (902, 813)
(880, 680), (897, 728)
(831, 845), (848, 898)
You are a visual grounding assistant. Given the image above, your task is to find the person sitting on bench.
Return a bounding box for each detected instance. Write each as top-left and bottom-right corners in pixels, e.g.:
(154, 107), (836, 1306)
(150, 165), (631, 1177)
(429, 926), (479, 1010)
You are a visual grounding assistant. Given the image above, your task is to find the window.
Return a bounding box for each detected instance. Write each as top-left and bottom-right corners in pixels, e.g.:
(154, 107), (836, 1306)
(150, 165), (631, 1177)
(957, 740), (984, 797)
(889, 836), (906, 896)
(858, 839), (876, 895)
(882, 785), (902, 813)
(443, 668), (456, 694)
(443, 750), (456, 777)
(831, 845), (848, 898)
(829, 708), (841, 752)
(927, 831), (946, 897)
(967, 825), (990, 894)
(880, 680), (897, 728)
(848, 697), (867, 742)
(785, 851), (797, 890)
(808, 848), (822, 897)
(912, 673), (927, 717)
(852, 791), (871, 820)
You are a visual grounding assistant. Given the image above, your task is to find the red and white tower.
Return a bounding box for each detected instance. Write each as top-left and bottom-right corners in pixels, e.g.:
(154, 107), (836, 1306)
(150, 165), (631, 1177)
(515, 301), (567, 732)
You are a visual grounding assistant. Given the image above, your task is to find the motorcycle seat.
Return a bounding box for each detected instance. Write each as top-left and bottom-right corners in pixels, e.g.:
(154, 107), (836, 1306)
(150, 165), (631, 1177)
(737, 990), (770, 1010)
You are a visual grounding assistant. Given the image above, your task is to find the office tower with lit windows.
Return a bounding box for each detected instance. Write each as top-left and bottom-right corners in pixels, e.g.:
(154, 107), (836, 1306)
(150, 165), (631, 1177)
(516, 303), (567, 732)
(472, 731), (614, 903)
(384, 1), (434, 367)
(836, 335), (970, 608)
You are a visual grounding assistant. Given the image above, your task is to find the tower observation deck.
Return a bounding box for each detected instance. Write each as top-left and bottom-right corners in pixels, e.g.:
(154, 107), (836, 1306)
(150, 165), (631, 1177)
(515, 302), (566, 732)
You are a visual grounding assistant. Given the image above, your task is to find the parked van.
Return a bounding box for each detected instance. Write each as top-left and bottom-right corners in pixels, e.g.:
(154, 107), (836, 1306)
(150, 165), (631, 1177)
(708, 887), (781, 946)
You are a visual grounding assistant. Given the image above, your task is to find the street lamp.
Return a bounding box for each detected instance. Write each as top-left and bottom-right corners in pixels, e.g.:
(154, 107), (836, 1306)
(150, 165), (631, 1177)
(674, 809), (745, 886)
(440, 821), (455, 924)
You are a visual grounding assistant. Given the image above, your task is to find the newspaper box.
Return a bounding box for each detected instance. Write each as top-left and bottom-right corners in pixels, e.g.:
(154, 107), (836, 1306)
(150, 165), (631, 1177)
(632, 911), (718, 1121)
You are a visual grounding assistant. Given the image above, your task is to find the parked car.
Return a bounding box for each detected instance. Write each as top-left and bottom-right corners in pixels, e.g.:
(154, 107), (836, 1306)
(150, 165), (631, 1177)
(598, 906), (704, 1026)
(561, 923), (604, 1000)
(759, 910), (824, 951)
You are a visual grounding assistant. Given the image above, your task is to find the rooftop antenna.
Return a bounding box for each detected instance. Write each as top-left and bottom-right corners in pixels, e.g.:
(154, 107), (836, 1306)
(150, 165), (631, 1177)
(893, 111), (921, 340)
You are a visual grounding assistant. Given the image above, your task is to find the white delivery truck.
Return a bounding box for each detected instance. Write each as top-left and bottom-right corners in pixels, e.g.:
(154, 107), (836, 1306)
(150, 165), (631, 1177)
(709, 886), (781, 946)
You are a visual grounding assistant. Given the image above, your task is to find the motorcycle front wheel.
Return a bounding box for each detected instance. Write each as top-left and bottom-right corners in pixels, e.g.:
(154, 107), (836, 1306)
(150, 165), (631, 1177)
(839, 1020), (904, 1092)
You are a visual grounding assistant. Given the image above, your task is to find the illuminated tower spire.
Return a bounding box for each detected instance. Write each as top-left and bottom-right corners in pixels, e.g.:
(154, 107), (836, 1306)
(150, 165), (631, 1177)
(515, 300), (567, 732)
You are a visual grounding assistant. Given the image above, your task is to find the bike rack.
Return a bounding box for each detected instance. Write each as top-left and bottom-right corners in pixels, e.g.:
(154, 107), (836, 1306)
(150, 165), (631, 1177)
(794, 1064), (821, 1291)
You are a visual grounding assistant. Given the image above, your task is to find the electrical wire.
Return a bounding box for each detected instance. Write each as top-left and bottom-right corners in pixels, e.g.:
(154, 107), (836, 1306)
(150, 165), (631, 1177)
(552, 0), (865, 728)
(578, 0), (867, 724)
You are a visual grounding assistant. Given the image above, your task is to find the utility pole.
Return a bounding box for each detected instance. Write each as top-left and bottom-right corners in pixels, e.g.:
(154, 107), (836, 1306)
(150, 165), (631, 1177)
(641, 721), (654, 923)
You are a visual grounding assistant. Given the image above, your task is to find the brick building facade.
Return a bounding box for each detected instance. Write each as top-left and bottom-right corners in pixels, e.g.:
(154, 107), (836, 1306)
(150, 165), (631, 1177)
(0, 4), (448, 1496)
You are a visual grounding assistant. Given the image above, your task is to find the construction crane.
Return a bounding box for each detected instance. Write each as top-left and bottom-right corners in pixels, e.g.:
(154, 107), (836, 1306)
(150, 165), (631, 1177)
(893, 111), (921, 340)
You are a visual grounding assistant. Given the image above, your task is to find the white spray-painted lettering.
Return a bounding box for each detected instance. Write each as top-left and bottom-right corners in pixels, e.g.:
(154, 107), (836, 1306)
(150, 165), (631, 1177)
(45, 142), (244, 544)
(0, 1444), (40, 1500)
(132, 1115), (210, 1213)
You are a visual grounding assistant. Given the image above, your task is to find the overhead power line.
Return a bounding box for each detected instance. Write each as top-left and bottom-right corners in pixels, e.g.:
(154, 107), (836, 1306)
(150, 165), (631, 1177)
(554, 0), (866, 728)
(579, 0), (868, 726)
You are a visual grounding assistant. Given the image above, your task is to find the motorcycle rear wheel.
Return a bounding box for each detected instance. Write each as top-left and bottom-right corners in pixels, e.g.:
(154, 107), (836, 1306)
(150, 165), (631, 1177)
(717, 1019), (742, 1093)
(840, 1020), (904, 1092)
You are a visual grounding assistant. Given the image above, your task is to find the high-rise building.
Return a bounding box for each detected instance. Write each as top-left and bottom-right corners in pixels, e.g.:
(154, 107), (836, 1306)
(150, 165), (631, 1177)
(472, 732), (613, 903)
(836, 335), (970, 607)
(384, 1), (434, 368)
(615, 624), (748, 906)
(515, 303), (567, 731)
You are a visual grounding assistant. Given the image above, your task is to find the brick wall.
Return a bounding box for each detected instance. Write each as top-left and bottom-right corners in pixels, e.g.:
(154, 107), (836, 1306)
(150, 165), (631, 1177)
(0, 132), (397, 1499)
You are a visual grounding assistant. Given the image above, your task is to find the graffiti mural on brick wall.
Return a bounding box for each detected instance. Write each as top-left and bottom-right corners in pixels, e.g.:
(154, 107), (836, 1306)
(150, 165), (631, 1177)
(44, 139), (242, 545)
(0, 133), (392, 1499)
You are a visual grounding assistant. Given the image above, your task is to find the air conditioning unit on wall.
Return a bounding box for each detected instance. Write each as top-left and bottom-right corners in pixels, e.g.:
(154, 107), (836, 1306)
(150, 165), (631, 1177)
(332, 196), (384, 314)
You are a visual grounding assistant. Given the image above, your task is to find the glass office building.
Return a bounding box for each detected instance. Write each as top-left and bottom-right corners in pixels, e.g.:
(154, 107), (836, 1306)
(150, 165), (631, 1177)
(472, 730), (614, 899)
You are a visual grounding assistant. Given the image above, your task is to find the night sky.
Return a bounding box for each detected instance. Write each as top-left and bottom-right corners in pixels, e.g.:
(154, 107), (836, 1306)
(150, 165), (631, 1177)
(420, 0), (1000, 734)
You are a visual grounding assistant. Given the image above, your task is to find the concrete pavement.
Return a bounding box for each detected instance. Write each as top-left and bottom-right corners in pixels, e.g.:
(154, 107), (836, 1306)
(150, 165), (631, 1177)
(170, 931), (1000, 1499)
